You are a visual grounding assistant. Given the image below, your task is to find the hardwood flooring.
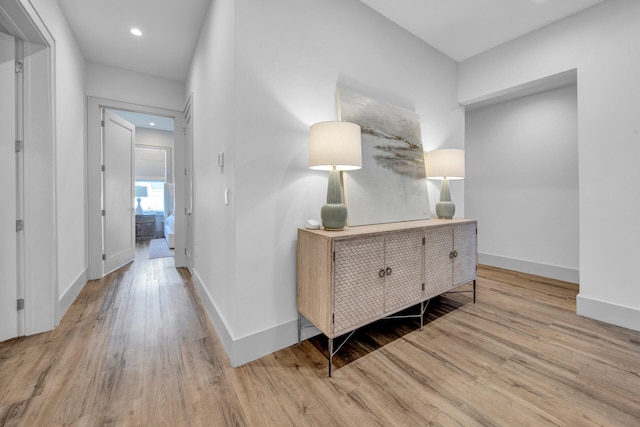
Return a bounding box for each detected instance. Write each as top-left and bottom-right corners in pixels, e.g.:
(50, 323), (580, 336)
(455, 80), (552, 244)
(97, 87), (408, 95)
(1, 245), (639, 426)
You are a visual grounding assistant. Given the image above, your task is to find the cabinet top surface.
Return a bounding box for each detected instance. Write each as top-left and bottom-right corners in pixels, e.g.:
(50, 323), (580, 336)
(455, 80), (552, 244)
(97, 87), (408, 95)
(299, 218), (476, 238)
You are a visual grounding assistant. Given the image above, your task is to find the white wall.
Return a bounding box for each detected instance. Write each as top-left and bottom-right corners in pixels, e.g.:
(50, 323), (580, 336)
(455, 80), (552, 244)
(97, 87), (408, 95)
(86, 62), (185, 112)
(466, 85), (579, 283)
(84, 63), (186, 279)
(188, 0), (463, 365)
(186, 0), (238, 360)
(28, 0), (87, 324)
(460, 0), (640, 331)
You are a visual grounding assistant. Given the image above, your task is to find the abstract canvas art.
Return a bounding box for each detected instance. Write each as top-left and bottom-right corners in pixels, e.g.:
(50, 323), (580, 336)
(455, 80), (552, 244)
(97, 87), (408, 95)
(337, 87), (431, 225)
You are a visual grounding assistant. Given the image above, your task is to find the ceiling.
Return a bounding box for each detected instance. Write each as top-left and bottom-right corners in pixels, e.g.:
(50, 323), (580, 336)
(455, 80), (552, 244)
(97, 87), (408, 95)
(57, 0), (607, 82)
(57, 0), (211, 81)
(359, 0), (607, 61)
(110, 110), (174, 132)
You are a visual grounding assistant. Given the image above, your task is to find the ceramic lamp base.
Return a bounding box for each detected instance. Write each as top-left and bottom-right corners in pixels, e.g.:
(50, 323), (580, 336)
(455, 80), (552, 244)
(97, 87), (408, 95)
(436, 201), (455, 219)
(321, 203), (347, 230)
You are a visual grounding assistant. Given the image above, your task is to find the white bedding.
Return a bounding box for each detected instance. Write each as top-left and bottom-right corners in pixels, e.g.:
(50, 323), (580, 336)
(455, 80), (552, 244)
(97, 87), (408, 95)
(164, 214), (175, 249)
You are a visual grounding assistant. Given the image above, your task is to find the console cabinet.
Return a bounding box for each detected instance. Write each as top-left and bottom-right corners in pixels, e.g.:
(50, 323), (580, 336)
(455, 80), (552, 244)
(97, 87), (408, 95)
(297, 219), (477, 375)
(332, 228), (424, 334)
(424, 223), (477, 299)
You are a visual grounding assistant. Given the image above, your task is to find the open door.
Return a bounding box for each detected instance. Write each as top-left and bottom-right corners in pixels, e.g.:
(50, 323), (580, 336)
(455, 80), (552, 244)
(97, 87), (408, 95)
(0, 32), (18, 341)
(102, 109), (136, 274)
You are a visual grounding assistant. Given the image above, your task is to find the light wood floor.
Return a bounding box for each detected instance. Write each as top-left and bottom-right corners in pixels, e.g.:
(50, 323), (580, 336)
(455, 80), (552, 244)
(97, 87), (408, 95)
(1, 244), (639, 426)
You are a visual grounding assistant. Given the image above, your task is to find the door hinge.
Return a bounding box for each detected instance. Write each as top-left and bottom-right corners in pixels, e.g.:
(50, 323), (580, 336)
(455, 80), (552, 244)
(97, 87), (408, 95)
(16, 220), (24, 232)
(101, 120), (105, 127)
(17, 299), (24, 310)
(332, 313), (335, 324)
(101, 209), (106, 216)
(101, 165), (105, 172)
(183, 127), (187, 135)
(15, 60), (23, 74)
(102, 254), (106, 261)
(422, 283), (425, 291)
(184, 167), (188, 175)
(15, 140), (23, 152)
(184, 248), (187, 255)
(332, 251), (335, 262)
(422, 237), (425, 245)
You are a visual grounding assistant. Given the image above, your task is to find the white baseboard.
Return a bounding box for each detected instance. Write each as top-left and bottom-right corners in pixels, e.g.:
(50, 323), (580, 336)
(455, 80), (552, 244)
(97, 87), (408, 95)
(478, 253), (579, 284)
(58, 268), (89, 323)
(190, 269), (317, 367)
(577, 294), (640, 332)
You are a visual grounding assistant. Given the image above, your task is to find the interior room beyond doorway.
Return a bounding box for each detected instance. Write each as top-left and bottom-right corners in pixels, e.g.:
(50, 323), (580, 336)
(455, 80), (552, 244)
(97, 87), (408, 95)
(109, 109), (176, 251)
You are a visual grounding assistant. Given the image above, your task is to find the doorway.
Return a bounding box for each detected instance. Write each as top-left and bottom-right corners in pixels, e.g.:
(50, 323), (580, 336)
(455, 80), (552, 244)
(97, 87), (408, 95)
(87, 97), (187, 279)
(111, 109), (176, 255)
(0, 0), (56, 338)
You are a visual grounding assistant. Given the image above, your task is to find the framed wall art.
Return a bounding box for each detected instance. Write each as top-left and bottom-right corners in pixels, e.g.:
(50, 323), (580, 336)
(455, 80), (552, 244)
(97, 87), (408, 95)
(337, 87), (431, 225)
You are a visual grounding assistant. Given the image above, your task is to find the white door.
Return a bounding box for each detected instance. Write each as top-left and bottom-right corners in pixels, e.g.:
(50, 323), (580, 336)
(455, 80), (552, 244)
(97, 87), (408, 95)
(184, 102), (194, 273)
(0, 32), (18, 342)
(103, 109), (136, 274)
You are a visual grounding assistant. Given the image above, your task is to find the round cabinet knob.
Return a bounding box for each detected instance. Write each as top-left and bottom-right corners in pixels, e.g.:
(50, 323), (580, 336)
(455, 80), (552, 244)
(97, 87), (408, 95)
(379, 269), (386, 278)
(453, 250), (458, 258)
(449, 252), (455, 259)
(386, 267), (392, 276)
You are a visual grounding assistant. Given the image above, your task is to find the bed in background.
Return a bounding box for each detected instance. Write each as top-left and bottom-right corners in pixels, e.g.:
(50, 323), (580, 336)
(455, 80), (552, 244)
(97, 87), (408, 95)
(164, 183), (175, 249)
(164, 214), (175, 249)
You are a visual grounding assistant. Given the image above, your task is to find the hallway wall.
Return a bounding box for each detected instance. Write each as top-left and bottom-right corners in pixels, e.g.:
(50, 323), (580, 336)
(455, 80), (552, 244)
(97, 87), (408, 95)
(459, 0), (640, 331)
(29, 0), (86, 326)
(187, 0), (464, 366)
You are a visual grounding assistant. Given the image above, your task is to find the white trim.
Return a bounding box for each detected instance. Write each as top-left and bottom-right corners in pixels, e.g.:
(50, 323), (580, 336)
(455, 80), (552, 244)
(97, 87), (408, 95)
(9, 0), (57, 335)
(190, 269), (234, 359)
(87, 97), (187, 279)
(191, 268), (319, 367)
(231, 319), (319, 367)
(58, 268), (88, 322)
(478, 252), (579, 284)
(577, 294), (640, 332)
(179, 93), (192, 272)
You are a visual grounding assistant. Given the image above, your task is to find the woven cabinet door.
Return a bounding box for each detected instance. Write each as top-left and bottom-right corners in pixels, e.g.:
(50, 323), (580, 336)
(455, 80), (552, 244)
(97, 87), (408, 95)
(424, 226), (453, 298)
(384, 229), (423, 312)
(453, 223), (477, 286)
(333, 235), (385, 334)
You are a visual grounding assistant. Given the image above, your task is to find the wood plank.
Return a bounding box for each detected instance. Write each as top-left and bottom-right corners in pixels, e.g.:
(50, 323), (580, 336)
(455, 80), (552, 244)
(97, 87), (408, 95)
(2, 255), (640, 426)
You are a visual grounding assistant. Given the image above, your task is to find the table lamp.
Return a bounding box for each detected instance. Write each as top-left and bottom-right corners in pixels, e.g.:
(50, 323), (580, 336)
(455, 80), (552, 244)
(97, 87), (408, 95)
(309, 121), (362, 230)
(425, 149), (465, 219)
(135, 185), (148, 214)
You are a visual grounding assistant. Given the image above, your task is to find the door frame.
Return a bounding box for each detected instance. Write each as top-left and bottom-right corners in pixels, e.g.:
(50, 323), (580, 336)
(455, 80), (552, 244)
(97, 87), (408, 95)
(87, 97), (187, 279)
(1, 0), (57, 335)
(183, 93), (194, 274)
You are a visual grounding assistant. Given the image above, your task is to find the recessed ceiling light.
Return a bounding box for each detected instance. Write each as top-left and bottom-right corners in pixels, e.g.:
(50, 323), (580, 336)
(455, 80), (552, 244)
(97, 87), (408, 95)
(149, 122), (156, 126)
(130, 28), (143, 36)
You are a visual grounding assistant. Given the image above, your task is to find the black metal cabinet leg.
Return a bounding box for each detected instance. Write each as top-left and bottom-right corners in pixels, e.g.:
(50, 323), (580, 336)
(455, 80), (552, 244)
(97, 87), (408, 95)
(328, 338), (333, 377)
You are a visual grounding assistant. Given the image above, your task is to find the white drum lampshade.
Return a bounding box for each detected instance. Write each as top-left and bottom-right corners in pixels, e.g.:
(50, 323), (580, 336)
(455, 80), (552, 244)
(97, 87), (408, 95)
(425, 149), (465, 219)
(308, 121), (362, 230)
